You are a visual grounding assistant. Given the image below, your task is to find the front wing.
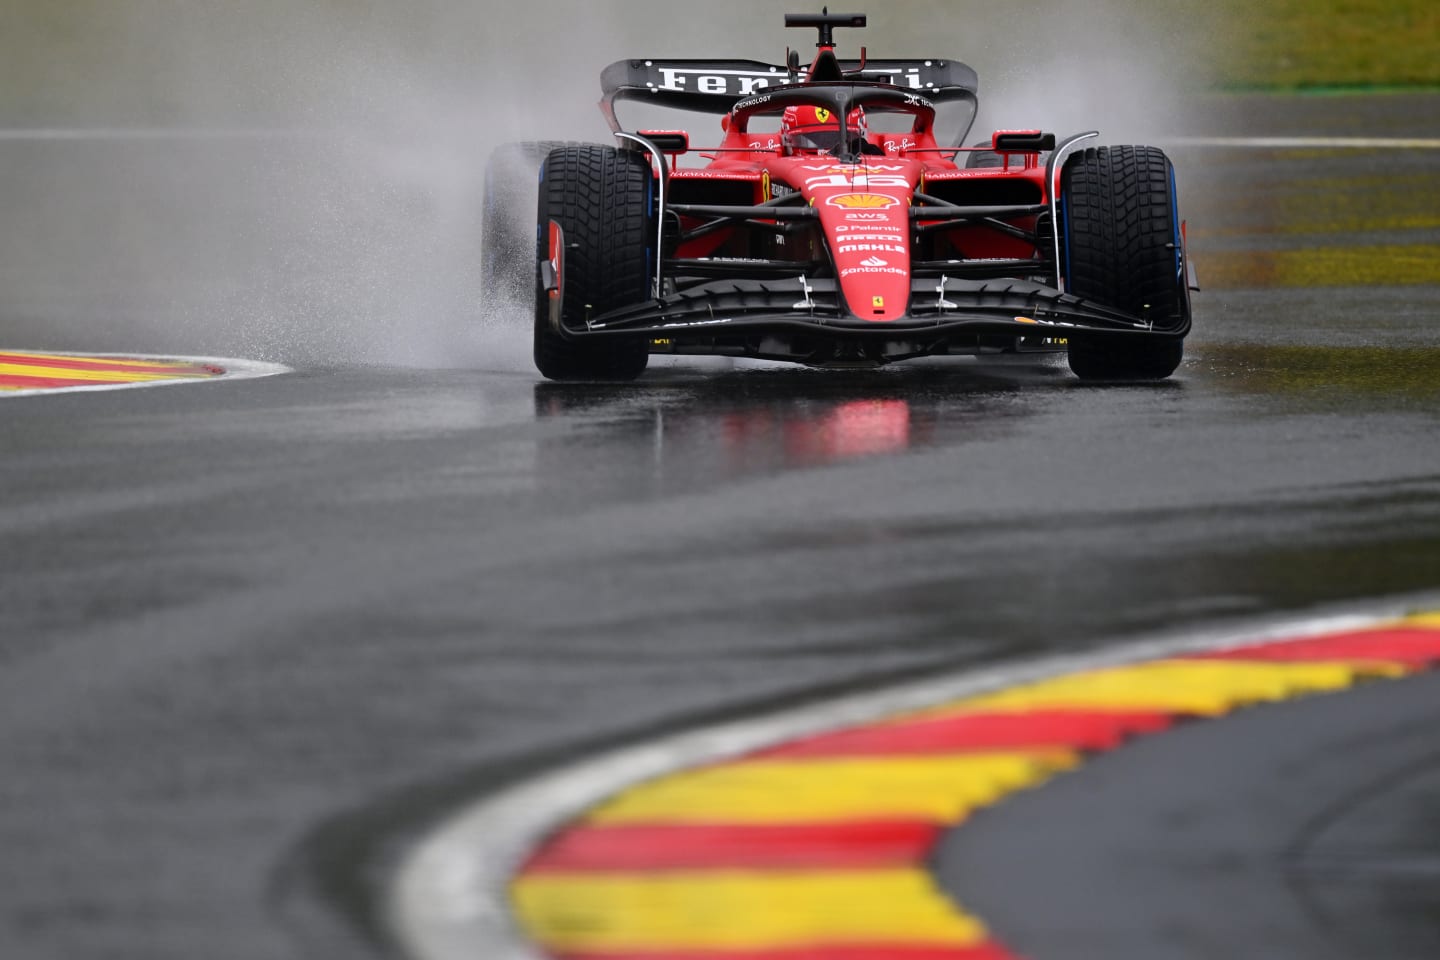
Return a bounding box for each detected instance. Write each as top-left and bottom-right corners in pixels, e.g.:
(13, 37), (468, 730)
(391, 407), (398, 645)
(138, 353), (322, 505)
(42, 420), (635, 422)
(557, 277), (1188, 364)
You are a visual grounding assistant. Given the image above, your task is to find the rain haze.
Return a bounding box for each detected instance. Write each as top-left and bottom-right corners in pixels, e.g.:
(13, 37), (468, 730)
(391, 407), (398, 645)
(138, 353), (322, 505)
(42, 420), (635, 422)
(0, 0), (1220, 367)
(8, 6), (1440, 960)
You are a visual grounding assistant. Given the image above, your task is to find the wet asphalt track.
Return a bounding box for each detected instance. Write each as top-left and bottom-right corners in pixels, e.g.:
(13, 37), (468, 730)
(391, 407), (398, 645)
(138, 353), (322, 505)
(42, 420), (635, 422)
(942, 668), (1440, 960)
(1, 92), (1439, 959)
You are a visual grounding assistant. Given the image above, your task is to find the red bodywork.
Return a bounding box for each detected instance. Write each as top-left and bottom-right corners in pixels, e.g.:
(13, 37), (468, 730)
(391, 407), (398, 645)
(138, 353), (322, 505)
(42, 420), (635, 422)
(618, 40), (1056, 327)
(685, 131), (1050, 323)
(560, 14), (1187, 368)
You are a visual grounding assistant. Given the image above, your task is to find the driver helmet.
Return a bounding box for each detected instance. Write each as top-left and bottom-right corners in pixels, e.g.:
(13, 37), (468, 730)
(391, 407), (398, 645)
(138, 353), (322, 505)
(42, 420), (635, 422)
(781, 105), (867, 155)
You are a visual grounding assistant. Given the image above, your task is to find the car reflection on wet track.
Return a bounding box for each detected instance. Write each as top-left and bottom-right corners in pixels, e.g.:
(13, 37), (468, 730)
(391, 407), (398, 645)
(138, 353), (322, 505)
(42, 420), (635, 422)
(532, 363), (1085, 484)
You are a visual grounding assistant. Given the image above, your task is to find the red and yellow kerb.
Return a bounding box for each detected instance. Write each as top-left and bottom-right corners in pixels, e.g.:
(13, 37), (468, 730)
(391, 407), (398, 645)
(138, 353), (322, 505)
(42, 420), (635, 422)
(511, 611), (1440, 960)
(0, 351), (224, 392)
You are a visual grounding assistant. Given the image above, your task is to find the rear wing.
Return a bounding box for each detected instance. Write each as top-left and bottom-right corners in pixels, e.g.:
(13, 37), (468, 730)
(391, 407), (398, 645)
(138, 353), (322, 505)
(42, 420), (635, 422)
(599, 57), (979, 127)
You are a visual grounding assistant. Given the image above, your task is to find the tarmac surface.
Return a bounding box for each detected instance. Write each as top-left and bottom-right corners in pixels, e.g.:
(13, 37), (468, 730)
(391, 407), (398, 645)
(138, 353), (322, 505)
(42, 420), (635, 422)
(941, 670), (1440, 960)
(1, 92), (1438, 959)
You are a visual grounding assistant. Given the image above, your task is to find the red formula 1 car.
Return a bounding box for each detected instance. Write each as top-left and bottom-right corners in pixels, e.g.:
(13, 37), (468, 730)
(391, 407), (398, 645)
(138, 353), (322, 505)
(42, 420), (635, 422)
(484, 10), (1197, 382)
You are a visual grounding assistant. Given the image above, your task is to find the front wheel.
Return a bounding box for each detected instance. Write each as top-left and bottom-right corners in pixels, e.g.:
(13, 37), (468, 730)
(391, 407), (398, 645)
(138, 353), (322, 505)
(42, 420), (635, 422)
(1061, 145), (1189, 381)
(533, 145), (652, 381)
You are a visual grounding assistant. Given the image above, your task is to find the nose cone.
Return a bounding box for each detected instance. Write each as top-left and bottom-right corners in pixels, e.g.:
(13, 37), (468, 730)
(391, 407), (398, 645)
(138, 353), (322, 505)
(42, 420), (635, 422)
(817, 196), (912, 321)
(792, 161), (920, 322)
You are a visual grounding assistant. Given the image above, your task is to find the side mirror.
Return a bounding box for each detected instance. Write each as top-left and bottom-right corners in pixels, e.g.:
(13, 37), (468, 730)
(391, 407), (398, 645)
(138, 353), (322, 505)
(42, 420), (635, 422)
(992, 130), (1057, 153)
(637, 130), (690, 153)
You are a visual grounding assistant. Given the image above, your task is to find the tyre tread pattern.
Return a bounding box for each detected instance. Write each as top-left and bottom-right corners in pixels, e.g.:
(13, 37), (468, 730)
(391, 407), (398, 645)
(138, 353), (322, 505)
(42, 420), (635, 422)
(965, 140), (1004, 169)
(1062, 145), (1187, 380)
(534, 145), (651, 381)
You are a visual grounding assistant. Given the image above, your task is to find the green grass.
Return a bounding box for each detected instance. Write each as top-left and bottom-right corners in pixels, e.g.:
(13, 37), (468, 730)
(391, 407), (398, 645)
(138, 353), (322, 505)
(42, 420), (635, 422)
(1218, 0), (1440, 89)
(0, 0), (1437, 126)
(1198, 343), (1440, 403)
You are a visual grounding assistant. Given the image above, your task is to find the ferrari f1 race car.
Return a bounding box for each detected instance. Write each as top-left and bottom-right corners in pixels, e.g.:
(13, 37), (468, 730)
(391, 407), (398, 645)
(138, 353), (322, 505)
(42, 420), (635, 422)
(484, 10), (1197, 382)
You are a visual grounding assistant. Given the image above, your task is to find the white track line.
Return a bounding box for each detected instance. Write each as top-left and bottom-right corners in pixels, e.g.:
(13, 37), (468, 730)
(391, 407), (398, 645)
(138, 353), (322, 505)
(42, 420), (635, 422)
(1168, 136), (1440, 150)
(0, 351), (291, 398)
(3, 132), (1436, 149)
(0, 128), (324, 141)
(387, 592), (1440, 960)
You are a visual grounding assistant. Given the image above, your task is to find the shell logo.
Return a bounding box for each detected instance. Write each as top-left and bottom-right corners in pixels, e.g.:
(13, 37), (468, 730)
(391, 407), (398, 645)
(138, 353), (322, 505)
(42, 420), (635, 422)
(827, 193), (899, 210)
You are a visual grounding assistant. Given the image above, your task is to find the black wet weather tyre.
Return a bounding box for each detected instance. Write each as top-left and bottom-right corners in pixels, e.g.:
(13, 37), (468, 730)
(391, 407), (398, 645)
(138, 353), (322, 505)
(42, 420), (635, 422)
(533, 145), (652, 381)
(1061, 145), (1188, 381)
(482, 141), (576, 303)
(965, 140), (1004, 169)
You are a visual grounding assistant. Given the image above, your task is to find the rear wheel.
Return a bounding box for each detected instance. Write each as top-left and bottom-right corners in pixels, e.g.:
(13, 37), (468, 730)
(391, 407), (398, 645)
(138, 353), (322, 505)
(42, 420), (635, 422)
(533, 145), (652, 381)
(482, 140), (575, 302)
(1061, 145), (1188, 381)
(965, 140), (1004, 169)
